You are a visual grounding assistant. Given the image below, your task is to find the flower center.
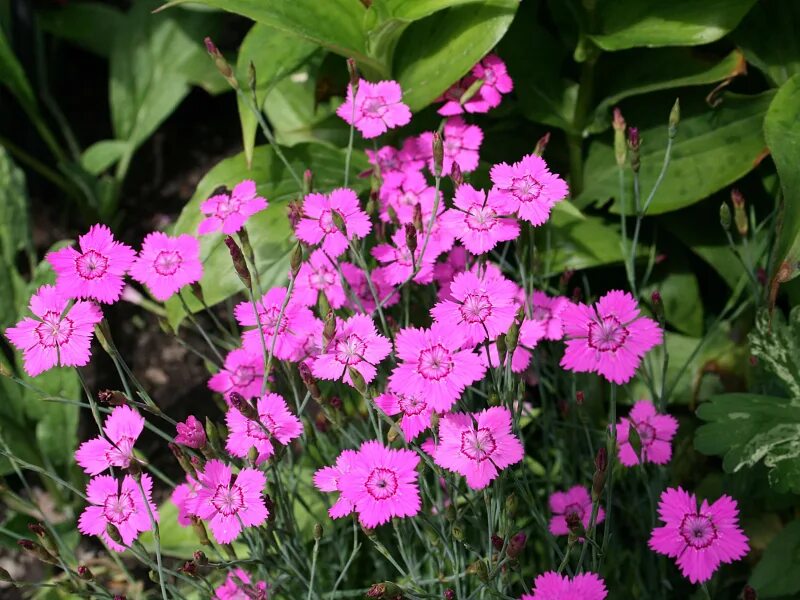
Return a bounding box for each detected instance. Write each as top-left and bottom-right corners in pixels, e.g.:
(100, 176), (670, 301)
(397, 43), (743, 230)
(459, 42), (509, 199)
(459, 292), (493, 324)
(460, 427), (497, 462)
(532, 305), (552, 322)
(365, 467), (399, 500)
(215, 196), (242, 219)
(261, 306), (289, 335)
(679, 513), (718, 549)
(398, 191), (419, 207)
(363, 97), (388, 117)
(35, 312), (74, 348)
(153, 250), (182, 276)
(417, 344), (454, 380)
(309, 265), (336, 290)
(245, 419), (272, 441)
(75, 250), (109, 280)
(465, 206), (497, 231)
(511, 176), (543, 203)
(211, 484), (245, 516)
(318, 209), (337, 234)
(102, 491), (135, 525)
(334, 334), (367, 366)
(398, 394), (427, 416)
(587, 315), (629, 352)
(564, 503), (585, 522)
(231, 365), (256, 388)
(444, 138), (461, 154)
(633, 421), (656, 446)
(104, 436), (135, 467)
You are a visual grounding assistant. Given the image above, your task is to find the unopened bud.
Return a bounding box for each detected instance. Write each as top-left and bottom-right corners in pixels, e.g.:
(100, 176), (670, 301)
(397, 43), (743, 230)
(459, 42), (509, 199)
(105, 523), (124, 546)
(346, 58), (359, 87)
(467, 559), (489, 582)
(98, 389), (126, 406)
(313, 523), (323, 540)
(190, 515), (211, 545)
(571, 286), (582, 304)
(742, 585), (757, 600)
(323, 310), (337, 348)
(291, 243), (304, 277)
(366, 582), (402, 599)
(225, 236), (251, 289)
(180, 561), (197, 576)
(247, 446), (259, 467)
(668, 98), (680, 139)
(412, 203), (423, 232)
(495, 334), (507, 365)
(534, 131), (551, 157)
(651, 291), (664, 323)
(331, 210), (346, 234)
(444, 590), (455, 600)
(507, 532), (527, 559)
(18, 539), (58, 565)
(230, 392), (259, 421)
(450, 162), (464, 186)
(404, 224), (418, 255)
(304, 169), (313, 195)
(731, 189), (748, 236)
(451, 523), (465, 542)
(28, 523), (58, 557)
(592, 447), (608, 500)
(193, 550), (208, 566)
(505, 493), (518, 518)
(205, 416), (222, 450)
(204, 37), (237, 89)
(628, 127), (641, 173)
(169, 443), (195, 476)
(628, 424), (643, 463)
(298, 362), (322, 401)
(491, 535), (504, 551)
(77, 565), (93, 581)
(720, 202), (732, 232)
(349, 367), (367, 395)
(432, 131), (444, 177)
(387, 423), (400, 443)
(576, 390), (585, 406)
(612, 108), (627, 167)
(506, 320), (520, 353)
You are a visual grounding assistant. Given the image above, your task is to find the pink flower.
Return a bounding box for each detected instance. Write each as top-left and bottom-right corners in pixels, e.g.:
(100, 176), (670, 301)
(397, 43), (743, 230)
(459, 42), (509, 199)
(560, 290), (662, 384)
(292, 249), (346, 309)
(191, 460), (268, 544)
(441, 184), (519, 254)
(214, 568), (268, 600)
(378, 169), (437, 225)
(548, 486), (604, 537)
(289, 316), (325, 366)
(339, 441), (421, 528)
(388, 322), (486, 412)
(175, 415), (206, 449)
(521, 572), (608, 600)
(171, 475), (199, 526)
(471, 54), (513, 110)
(129, 232), (203, 301)
(314, 449), (358, 519)
(294, 188), (371, 258)
(431, 269), (518, 346)
(208, 348), (265, 401)
(234, 287), (315, 361)
(372, 228), (439, 286)
(419, 117), (483, 174)
(336, 79), (411, 139)
(437, 77), (482, 116)
(198, 180), (268, 235)
(47, 224), (135, 304)
(75, 405), (145, 475)
(617, 400), (678, 467)
(312, 314), (391, 388)
(434, 407), (523, 489)
(529, 291), (568, 340)
(375, 391), (434, 441)
(490, 154), (568, 226)
(341, 262), (399, 312)
(78, 473), (158, 552)
(5, 285), (103, 377)
(649, 487), (748, 584)
(225, 393), (303, 464)
(433, 246), (468, 300)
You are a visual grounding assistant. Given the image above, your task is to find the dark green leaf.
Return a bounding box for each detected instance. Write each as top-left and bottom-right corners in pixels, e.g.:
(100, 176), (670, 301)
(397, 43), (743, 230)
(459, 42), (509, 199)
(642, 255), (704, 337)
(80, 140), (130, 176)
(0, 147), (31, 329)
(38, 2), (124, 58)
(750, 520), (800, 598)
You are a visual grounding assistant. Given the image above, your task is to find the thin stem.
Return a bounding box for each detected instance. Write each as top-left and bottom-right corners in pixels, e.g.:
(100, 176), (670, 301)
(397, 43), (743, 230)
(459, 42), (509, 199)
(306, 535), (321, 600)
(344, 81), (357, 187)
(137, 478), (168, 600)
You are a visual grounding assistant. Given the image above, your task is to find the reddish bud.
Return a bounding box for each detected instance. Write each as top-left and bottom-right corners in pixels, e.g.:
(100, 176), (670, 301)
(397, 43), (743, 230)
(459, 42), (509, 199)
(576, 390), (585, 406)
(432, 131), (444, 177)
(491, 534), (504, 551)
(225, 236), (251, 289)
(507, 532), (527, 559)
(98, 389), (127, 406)
(742, 585), (757, 600)
(571, 287), (582, 303)
(450, 163), (464, 187)
(77, 565), (93, 581)
(229, 392), (259, 421)
(533, 132), (551, 157)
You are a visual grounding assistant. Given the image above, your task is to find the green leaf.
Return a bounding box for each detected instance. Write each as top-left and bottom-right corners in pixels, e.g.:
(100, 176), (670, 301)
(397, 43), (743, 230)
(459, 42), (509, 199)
(750, 520), (800, 598)
(166, 143), (369, 327)
(749, 307), (800, 400)
(576, 91), (774, 215)
(590, 0), (757, 51)
(696, 394), (800, 494)
(642, 254), (704, 337)
(38, 2), (124, 58)
(0, 146), (31, 262)
(236, 24), (318, 166)
(393, 1), (518, 111)
(764, 75), (800, 283)
(80, 140), (130, 176)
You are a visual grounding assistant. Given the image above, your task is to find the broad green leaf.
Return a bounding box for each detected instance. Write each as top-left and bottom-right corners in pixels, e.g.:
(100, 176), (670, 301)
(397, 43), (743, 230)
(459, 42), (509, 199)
(590, 0), (757, 51)
(764, 75), (800, 284)
(0, 147), (31, 329)
(166, 143), (369, 327)
(641, 254), (704, 337)
(749, 307), (800, 400)
(236, 24), (318, 166)
(80, 140), (130, 176)
(696, 394), (800, 494)
(750, 520), (800, 598)
(38, 2), (124, 58)
(393, 1), (518, 111)
(576, 91), (774, 215)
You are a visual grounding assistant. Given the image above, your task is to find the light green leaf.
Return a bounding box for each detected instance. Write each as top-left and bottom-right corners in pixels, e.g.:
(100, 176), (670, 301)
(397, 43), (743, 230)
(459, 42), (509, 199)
(590, 0), (757, 51)
(0, 146), (31, 262)
(80, 140), (130, 176)
(750, 520), (800, 598)
(38, 2), (124, 58)
(749, 307), (800, 400)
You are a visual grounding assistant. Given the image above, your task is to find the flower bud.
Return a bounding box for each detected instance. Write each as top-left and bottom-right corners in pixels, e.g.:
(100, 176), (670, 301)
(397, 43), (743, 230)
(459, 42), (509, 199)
(612, 108), (627, 167)
(575, 390), (585, 406)
(225, 236), (251, 289)
(193, 550), (208, 566)
(28, 523), (58, 557)
(534, 131), (551, 157)
(77, 565), (93, 581)
(450, 162), (464, 187)
(731, 189), (748, 237)
(432, 131), (444, 177)
(467, 559), (489, 582)
(507, 532), (527, 559)
(313, 523), (323, 540)
(366, 582), (402, 599)
(288, 199), (304, 228)
(346, 58), (359, 87)
(303, 169), (314, 195)
(412, 203), (423, 232)
(506, 319), (520, 354)
(720, 202), (732, 232)
(742, 585), (757, 600)
(190, 282), (205, 305)
(175, 415), (207, 449)
(505, 493), (518, 518)
(387, 423), (401, 443)
(404, 224), (418, 255)
(349, 367), (367, 395)
(592, 447), (608, 501)
(386, 204), (399, 226)
(204, 37), (238, 89)
(98, 389), (127, 407)
(247, 446), (259, 467)
(169, 443), (196, 476)
(627, 127), (641, 173)
(205, 416), (223, 450)
(322, 310), (337, 348)
(105, 523), (124, 546)
(331, 210), (346, 233)
(444, 590), (455, 600)
(668, 98), (680, 139)
(18, 539), (58, 565)
(190, 515), (211, 545)
(290, 243), (304, 277)
(628, 424), (643, 462)
(230, 392), (259, 421)
(451, 523), (465, 542)
(180, 561), (197, 576)
(298, 362), (322, 401)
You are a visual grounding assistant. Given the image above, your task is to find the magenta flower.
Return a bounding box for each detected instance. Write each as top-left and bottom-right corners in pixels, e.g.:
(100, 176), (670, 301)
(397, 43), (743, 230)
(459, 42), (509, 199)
(372, 228), (439, 286)
(434, 407), (523, 490)
(312, 314), (391, 388)
(560, 290), (662, 384)
(336, 79), (411, 139)
(548, 485), (604, 537)
(313, 449), (358, 519)
(198, 180), (268, 236)
(292, 249), (346, 309)
(47, 224), (135, 304)
(441, 184), (519, 254)
(214, 568), (268, 600)
(289, 316), (325, 366)
(225, 393), (303, 464)
(208, 348), (265, 401)
(431, 269), (518, 346)
(339, 441), (421, 528)
(529, 291), (569, 340)
(437, 77), (482, 116)
(379, 169), (438, 226)
(433, 245), (468, 300)
(294, 188), (371, 258)
(375, 391), (435, 441)
(438, 54), (513, 116)
(522, 572), (607, 600)
(388, 323), (486, 412)
(191, 460), (268, 544)
(649, 487), (749, 584)
(617, 400), (678, 467)
(171, 475), (199, 526)
(341, 262), (399, 312)
(74, 405), (145, 475)
(129, 232), (203, 301)
(78, 473), (158, 552)
(490, 154), (568, 226)
(5, 285), (103, 377)
(419, 117), (483, 174)
(234, 287), (315, 361)
(175, 415), (206, 449)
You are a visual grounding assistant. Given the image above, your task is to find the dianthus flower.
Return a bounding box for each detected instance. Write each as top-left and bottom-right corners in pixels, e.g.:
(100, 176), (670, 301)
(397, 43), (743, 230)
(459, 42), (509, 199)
(340, 262), (399, 312)
(75, 405), (145, 475)
(175, 415), (206, 449)
(434, 407), (523, 489)
(560, 290), (662, 384)
(208, 347), (265, 401)
(292, 249), (346, 309)
(129, 232), (203, 301)
(548, 486), (604, 537)
(6, 284), (103, 376)
(47, 224), (135, 304)
(389, 323), (486, 412)
(313, 449), (358, 519)
(171, 475), (199, 526)
(617, 400), (678, 467)
(438, 54), (513, 115)
(490, 153), (568, 226)
(294, 188), (371, 257)
(198, 180), (268, 235)
(225, 393), (303, 464)
(433, 245), (468, 300)
(339, 441), (421, 528)
(336, 79), (411, 139)
(289, 316), (325, 366)
(378, 169), (437, 225)
(192, 460), (268, 544)
(419, 117), (483, 174)
(312, 314), (391, 388)
(649, 487), (748, 583)
(441, 184), (519, 254)
(375, 391), (435, 441)
(372, 228), (439, 286)
(78, 473), (158, 552)
(529, 291), (569, 340)
(521, 572), (608, 600)
(214, 568), (268, 600)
